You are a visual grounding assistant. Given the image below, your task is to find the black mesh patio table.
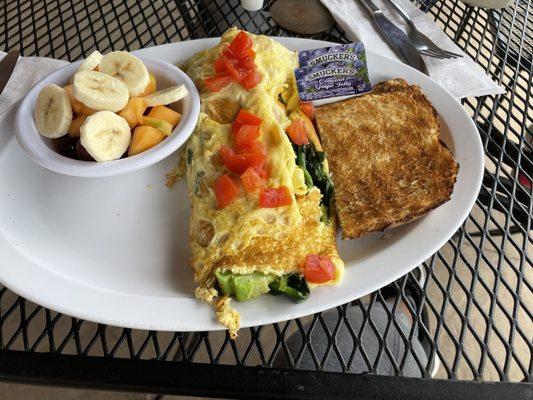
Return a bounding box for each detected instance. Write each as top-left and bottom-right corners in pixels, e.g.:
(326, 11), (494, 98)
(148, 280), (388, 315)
(0, 0), (531, 398)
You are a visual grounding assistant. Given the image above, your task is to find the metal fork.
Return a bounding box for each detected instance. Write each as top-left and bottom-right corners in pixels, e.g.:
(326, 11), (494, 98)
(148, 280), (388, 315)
(385, 0), (463, 59)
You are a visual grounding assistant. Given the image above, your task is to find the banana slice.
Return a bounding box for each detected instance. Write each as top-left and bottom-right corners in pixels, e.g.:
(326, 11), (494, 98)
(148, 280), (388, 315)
(34, 84), (73, 138)
(73, 70), (129, 112)
(143, 85), (189, 107)
(78, 50), (103, 72)
(80, 111), (131, 162)
(99, 51), (150, 97)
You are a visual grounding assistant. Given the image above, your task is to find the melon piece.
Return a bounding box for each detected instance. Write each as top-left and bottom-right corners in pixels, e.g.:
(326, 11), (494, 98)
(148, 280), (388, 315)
(65, 85), (98, 115)
(119, 98), (148, 129)
(64, 85), (83, 114)
(128, 125), (166, 156)
(78, 103), (98, 116)
(140, 73), (157, 97)
(147, 105), (181, 127)
(139, 116), (173, 136)
(67, 114), (87, 138)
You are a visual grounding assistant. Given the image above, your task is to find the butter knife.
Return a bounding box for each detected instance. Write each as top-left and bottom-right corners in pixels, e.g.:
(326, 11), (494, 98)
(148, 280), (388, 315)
(357, 0), (428, 75)
(0, 50), (19, 95)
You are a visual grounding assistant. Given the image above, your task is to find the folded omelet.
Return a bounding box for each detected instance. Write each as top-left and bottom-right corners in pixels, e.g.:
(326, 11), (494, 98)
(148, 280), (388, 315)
(184, 28), (343, 337)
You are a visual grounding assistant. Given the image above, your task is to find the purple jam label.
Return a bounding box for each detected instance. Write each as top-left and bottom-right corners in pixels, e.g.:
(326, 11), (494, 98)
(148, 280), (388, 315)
(295, 42), (372, 102)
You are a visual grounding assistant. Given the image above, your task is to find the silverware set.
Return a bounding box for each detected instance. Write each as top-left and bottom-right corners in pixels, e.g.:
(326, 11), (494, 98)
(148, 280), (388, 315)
(358, 0), (462, 74)
(387, 0), (463, 59)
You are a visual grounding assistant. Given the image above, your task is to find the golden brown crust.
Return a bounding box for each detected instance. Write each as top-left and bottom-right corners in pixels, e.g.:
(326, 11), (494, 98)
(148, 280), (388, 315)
(214, 189), (340, 275)
(315, 78), (459, 239)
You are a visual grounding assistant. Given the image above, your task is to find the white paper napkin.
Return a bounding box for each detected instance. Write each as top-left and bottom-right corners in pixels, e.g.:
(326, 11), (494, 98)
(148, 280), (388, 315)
(0, 51), (68, 115)
(320, 0), (505, 98)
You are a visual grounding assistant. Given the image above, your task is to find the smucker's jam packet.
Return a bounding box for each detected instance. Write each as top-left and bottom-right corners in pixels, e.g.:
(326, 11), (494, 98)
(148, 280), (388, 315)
(295, 42), (372, 103)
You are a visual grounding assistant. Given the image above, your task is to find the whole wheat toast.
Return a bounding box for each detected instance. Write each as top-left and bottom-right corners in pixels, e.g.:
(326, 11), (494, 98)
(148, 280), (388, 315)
(315, 78), (459, 239)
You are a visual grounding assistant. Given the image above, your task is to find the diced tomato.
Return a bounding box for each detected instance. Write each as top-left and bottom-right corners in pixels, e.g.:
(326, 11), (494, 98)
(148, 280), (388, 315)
(210, 32), (258, 91)
(222, 46), (253, 64)
(229, 31), (253, 57)
(241, 141), (267, 158)
(231, 120), (244, 135)
(242, 69), (262, 90)
(222, 47), (235, 60)
(224, 60), (248, 81)
(304, 254), (336, 284)
(234, 124), (261, 152)
(244, 48), (256, 59)
(286, 118), (309, 145)
(299, 101), (316, 121)
(214, 174), (239, 209)
(241, 167), (266, 192)
(232, 120), (262, 141)
(227, 48), (255, 64)
(253, 164), (269, 180)
(253, 160), (270, 180)
(218, 46), (237, 61)
(204, 73), (234, 92)
(247, 48), (256, 58)
(234, 68), (251, 82)
(240, 52), (256, 68)
(259, 186), (292, 208)
(235, 109), (262, 126)
(214, 56), (228, 73)
(230, 119), (265, 153)
(219, 146), (266, 174)
(215, 44), (253, 76)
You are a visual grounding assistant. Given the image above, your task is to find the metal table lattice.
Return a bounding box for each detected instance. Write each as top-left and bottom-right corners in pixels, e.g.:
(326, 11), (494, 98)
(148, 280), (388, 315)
(0, 0), (531, 398)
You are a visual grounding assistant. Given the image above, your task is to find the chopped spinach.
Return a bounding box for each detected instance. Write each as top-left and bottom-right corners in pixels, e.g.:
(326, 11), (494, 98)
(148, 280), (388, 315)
(293, 143), (334, 220)
(303, 168), (314, 188)
(186, 148), (193, 166)
(269, 273), (310, 303)
(294, 145), (314, 189)
(294, 146), (306, 172)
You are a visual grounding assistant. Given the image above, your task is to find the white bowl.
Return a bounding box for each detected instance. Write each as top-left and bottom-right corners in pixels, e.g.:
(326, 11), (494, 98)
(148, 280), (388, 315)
(15, 56), (200, 177)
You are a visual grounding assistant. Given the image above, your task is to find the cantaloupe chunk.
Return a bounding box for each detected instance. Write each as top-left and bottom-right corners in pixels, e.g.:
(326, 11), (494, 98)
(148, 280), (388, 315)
(78, 103), (98, 116)
(64, 85), (83, 114)
(64, 85), (98, 115)
(67, 115), (87, 138)
(147, 105), (181, 127)
(140, 73), (157, 97)
(128, 125), (166, 156)
(139, 116), (173, 136)
(119, 98), (148, 129)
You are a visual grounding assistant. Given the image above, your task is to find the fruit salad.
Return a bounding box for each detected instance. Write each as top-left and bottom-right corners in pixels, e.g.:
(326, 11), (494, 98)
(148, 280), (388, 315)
(33, 50), (189, 162)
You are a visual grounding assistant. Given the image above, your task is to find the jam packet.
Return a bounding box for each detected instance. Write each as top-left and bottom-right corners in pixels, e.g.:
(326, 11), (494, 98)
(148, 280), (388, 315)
(295, 42), (372, 103)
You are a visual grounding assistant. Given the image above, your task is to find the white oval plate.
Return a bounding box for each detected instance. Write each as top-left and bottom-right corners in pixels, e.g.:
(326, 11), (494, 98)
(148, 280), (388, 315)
(0, 38), (483, 331)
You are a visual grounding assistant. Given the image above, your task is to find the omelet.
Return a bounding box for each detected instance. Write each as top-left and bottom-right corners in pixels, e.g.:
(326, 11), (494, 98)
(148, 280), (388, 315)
(184, 28), (344, 337)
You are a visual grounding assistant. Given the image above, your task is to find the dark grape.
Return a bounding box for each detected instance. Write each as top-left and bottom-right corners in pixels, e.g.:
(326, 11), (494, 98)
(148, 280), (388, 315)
(75, 140), (95, 161)
(51, 138), (62, 152)
(56, 135), (78, 159)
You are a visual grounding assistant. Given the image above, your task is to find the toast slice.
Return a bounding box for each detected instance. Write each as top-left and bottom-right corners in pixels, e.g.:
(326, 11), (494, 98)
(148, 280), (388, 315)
(315, 78), (459, 239)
